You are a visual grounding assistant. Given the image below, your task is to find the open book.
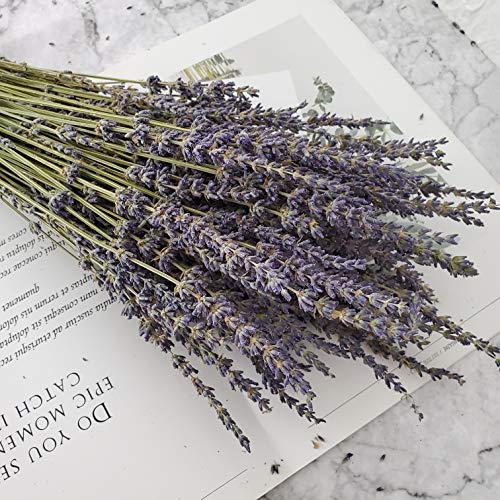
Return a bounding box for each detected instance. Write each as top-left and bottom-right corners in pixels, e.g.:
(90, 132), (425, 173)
(1, 1), (499, 498)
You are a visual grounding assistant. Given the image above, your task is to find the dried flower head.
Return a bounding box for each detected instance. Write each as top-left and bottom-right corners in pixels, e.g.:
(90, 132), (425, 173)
(0, 59), (498, 451)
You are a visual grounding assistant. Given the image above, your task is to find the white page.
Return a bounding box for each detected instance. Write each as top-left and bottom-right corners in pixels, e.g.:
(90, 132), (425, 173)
(2, 1), (500, 499)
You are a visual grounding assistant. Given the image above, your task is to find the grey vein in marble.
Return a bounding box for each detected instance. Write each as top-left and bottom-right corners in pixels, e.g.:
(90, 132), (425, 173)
(438, 0), (500, 68)
(335, 0), (500, 184)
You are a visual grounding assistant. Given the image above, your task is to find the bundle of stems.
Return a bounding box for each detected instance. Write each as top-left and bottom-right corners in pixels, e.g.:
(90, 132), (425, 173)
(0, 59), (498, 451)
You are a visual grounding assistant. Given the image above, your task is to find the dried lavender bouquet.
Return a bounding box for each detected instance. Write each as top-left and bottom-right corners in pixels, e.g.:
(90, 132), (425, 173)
(0, 59), (498, 451)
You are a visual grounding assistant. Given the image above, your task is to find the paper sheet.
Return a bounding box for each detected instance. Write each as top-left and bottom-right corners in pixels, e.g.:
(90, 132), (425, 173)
(1, 1), (499, 499)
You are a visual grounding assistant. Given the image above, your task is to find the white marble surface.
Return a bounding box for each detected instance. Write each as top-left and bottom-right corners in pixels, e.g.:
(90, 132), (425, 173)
(438, 0), (500, 67)
(1, 1), (499, 499)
